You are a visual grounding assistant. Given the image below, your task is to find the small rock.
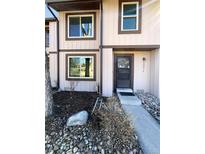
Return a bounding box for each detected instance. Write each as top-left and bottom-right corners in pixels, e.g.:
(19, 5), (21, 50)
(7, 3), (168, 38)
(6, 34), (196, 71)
(85, 140), (88, 144)
(133, 149), (137, 153)
(54, 145), (59, 151)
(98, 145), (102, 150)
(66, 149), (72, 154)
(93, 146), (97, 151)
(73, 147), (78, 153)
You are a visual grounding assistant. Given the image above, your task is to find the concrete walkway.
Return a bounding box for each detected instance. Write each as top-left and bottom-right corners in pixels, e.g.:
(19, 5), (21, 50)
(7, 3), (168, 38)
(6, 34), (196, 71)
(117, 90), (160, 154)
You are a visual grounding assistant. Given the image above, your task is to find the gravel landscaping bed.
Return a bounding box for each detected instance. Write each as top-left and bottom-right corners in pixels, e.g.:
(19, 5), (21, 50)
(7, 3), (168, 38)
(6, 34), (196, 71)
(46, 92), (142, 154)
(136, 92), (160, 123)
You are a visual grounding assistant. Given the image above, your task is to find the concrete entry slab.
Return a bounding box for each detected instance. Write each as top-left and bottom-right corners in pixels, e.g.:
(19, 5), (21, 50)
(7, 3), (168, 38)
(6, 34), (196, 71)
(117, 88), (141, 106)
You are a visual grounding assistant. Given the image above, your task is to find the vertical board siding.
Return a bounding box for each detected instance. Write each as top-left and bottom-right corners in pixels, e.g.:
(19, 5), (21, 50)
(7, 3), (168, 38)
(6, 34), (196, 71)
(59, 11), (100, 50)
(48, 22), (57, 52)
(49, 54), (58, 87)
(102, 48), (113, 96)
(150, 49), (159, 97)
(103, 0), (160, 45)
(59, 52), (100, 92)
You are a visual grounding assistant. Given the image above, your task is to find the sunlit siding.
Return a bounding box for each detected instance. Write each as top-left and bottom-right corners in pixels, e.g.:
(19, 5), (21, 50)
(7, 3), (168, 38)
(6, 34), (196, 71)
(59, 10), (100, 50)
(49, 54), (58, 87)
(48, 22), (57, 52)
(150, 49), (160, 98)
(103, 0), (160, 45)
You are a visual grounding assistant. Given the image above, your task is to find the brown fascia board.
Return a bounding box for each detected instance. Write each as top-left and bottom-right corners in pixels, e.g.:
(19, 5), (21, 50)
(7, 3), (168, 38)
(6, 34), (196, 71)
(45, 18), (57, 22)
(46, 0), (101, 4)
(46, 0), (101, 11)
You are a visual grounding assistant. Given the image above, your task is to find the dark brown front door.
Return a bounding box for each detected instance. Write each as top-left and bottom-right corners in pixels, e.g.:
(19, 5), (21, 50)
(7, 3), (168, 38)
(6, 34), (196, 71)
(114, 55), (133, 90)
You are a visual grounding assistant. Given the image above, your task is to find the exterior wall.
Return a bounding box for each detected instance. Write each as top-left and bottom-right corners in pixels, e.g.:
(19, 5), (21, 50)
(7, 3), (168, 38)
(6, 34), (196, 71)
(59, 51), (100, 92)
(150, 49), (160, 98)
(102, 48), (113, 96)
(103, 0), (160, 45)
(49, 53), (58, 87)
(47, 0), (160, 93)
(57, 0), (160, 49)
(59, 10), (100, 50)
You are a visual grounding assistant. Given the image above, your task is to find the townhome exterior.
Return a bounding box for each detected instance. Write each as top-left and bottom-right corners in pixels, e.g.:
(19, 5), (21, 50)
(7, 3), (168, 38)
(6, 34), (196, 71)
(45, 0), (160, 98)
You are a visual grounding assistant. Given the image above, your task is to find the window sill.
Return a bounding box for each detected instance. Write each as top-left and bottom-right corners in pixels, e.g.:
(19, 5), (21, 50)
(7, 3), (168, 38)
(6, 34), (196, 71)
(66, 37), (96, 41)
(118, 29), (141, 34)
(66, 78), (96, 81)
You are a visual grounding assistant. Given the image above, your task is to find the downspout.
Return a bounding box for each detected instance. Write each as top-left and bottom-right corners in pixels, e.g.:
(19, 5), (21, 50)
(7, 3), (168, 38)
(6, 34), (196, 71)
(100, 0), (103, 95)
(46, 4), (60, 89)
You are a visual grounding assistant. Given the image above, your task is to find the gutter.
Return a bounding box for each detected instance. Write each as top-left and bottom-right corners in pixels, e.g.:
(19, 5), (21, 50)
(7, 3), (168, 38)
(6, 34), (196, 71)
(99, 0), (103, 95)
(46, 4), (60, 89)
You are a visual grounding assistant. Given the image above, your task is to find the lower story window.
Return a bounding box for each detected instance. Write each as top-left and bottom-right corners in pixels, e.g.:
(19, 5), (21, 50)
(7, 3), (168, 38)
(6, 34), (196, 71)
(66, 55), (95, 80)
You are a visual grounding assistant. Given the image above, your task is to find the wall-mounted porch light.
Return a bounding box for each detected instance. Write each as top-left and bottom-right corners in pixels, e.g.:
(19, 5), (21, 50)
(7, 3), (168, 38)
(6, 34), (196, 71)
(142, 57), (146, 72)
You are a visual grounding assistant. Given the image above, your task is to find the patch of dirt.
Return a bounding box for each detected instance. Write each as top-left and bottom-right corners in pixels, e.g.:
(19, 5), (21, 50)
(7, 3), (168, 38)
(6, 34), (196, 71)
(53, 91), (98, 117)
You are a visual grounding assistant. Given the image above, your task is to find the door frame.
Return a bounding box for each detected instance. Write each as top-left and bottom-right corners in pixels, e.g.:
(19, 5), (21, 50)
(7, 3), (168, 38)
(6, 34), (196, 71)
(113, 54), (134, 92)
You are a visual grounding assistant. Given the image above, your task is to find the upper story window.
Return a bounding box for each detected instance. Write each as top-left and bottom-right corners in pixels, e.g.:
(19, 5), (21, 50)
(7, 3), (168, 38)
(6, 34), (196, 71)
(66, 12), (96, 40)
(119, 0), (142, 34)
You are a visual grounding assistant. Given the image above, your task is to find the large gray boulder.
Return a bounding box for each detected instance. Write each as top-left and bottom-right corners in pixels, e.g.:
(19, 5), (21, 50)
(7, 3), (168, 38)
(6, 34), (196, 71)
(66, 111), (88, 126)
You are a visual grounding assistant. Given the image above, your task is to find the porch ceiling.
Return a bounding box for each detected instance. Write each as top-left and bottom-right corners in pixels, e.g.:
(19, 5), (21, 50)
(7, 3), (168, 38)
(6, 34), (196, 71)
(46, 0), (101, 11)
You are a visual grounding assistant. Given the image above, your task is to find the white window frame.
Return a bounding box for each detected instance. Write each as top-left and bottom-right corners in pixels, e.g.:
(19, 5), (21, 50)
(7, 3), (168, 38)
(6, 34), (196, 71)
(121, 1), (139, 31)
(67, 14), (94, 39)
(67, 56), (94, 79)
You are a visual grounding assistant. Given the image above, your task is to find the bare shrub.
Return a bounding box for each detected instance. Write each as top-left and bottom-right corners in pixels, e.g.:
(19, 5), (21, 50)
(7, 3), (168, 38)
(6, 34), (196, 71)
(93, 97), (137, 151)
(69, 81), (78, 91)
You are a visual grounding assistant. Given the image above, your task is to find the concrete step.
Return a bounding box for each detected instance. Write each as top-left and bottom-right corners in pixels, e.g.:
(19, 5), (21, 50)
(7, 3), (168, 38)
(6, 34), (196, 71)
(116, 88), (133, 93)
(117, 91), (141, 106)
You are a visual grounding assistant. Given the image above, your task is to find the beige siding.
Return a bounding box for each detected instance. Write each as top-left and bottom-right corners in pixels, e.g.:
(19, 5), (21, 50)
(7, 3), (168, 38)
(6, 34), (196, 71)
(47, 22), (57, 52)
(150, 49), (160, 98)
(59, 10), (100, 50)
(49, 54), (58, 87)
(103, 0), (160, 45)
(102, 48), (113, 96)
(59, 52), (100, 92)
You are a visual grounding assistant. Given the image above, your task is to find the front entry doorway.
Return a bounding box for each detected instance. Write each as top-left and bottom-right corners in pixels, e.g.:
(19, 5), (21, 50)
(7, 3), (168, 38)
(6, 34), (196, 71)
(114, 54), (134, 91)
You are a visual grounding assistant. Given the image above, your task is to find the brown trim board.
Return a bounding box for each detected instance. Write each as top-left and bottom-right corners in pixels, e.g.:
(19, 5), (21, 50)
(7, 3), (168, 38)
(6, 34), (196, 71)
(102, 45), (160, 51)
(65, 54), (96, 81)
(60, 49), (99, 52)
(47, 0), (100, 11)
(65, 12), (96, 41)
(49, 52), (58, 54)
(99, 0), (103, 94)
(118, 0), (142, 34)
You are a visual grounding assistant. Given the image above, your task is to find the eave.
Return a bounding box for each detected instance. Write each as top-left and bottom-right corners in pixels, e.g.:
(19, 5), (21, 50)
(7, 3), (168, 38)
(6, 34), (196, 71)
(46, 0), (101, 11)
